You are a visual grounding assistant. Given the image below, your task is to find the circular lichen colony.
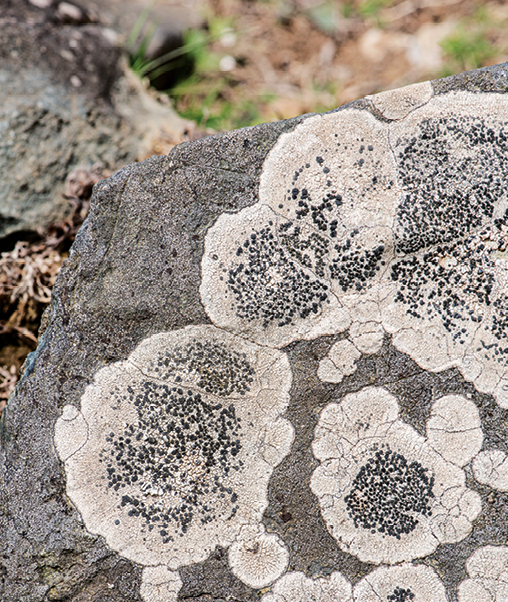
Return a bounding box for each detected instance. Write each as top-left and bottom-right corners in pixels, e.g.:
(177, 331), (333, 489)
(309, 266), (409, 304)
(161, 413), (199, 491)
(458, 545), (508, 602)
(54, 325), (294, 570)
(353, 563), (447, 602)
(261, 570), (353, 602)
(344, 446), (434, 539)
(310, 387), (482, 564)
(380, 93), (508, 405)
(388, 107), (508, 350)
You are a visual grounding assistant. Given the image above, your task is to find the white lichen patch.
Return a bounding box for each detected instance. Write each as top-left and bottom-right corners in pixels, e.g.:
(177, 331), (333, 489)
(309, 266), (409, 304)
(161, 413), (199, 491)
(261, 570), (352, 602)
(349, 321), (384, 355)
(228, 524), (289, 589)
(353, 563), (447, 602)
(310, 386), (482, 564)
(201, 90), (508, 407)
(54, 404), (88, 462)
(457, 545), (508, 602)
(472, 450), (508, 492)
(54, 325), (294, 570)
(259, 108), (401, 233)
(426, 395), (483, 467)
(367, 81), (433, 121)
(317, 339), (361, 384)
(140, 566), (182, 602)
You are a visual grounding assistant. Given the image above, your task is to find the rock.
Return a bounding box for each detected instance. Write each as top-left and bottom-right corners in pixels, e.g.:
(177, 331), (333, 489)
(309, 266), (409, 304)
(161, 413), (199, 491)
(0, 0), (192, 243)
(3, 63), (508, 602)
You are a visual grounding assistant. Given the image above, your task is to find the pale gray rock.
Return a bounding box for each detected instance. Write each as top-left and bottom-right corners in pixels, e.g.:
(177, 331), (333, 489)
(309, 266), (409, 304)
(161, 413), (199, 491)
(3, 64), (508, 602)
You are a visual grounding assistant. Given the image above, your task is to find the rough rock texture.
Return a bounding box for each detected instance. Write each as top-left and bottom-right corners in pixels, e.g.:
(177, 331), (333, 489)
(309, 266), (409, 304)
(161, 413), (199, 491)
(0, 0), (189, 242)
(3, 64), (508, 602)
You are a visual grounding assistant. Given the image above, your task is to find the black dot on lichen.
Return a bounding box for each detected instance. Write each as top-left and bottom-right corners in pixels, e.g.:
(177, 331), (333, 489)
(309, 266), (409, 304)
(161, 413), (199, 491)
(344, 447), (434, 539)
(387, 586), (415, 602)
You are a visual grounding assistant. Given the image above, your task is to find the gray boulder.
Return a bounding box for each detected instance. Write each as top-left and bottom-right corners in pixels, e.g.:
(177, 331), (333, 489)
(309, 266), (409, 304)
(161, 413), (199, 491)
(3, 64), (508, 602)
(0, 0), (190, 242)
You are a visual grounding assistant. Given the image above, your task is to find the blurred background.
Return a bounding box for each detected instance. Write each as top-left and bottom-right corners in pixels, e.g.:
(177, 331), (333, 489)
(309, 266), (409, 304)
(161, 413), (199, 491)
(1, 0), (507, 413)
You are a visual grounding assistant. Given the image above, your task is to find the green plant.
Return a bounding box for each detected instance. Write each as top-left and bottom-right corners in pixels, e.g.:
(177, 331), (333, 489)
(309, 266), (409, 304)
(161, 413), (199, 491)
(440, 27), (496, 73)
(357, 0), (394, 18)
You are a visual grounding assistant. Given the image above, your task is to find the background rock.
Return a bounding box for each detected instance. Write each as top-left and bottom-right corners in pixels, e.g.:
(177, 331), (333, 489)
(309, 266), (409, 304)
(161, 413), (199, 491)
(0, 0), (192, 244)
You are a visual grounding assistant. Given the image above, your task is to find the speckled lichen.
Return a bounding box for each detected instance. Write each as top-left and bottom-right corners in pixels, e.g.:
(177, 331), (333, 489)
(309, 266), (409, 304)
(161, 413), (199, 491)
(150, 339), (255, 397)
(310, 387), (482, 564)
(54, 325), (294, 571)
(200, 90), (508, 408)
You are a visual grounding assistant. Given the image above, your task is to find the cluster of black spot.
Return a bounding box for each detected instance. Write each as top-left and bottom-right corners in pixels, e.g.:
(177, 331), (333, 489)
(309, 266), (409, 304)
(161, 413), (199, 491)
(274, 156), (344, 239)
(491, 296), (508, 350)
(152, 340), (255, 397)
(329, 232), (386, 292)
(391, 224), (508, 349)
(387, 587), (415, 602)
(229, 224), (329, 327)
(394, 115), (508, 255)
(278, 222), (330, 278)
(100, 381), (243, 542)
(344, 446), (434, 539)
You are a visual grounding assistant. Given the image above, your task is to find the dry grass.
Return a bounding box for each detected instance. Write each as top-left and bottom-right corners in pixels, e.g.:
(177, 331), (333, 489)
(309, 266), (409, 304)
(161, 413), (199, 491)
(0, 163), (109, 415)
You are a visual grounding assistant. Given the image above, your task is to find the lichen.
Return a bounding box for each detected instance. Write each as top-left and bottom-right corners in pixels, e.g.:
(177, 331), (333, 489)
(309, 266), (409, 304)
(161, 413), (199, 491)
(317, 339), (361, 384)
(310, 387), (482, 564)
(227, 524), (289, 589)
(472, 449), (508, 492)
(457, 545), (508, 601)
(200, 90), (508, 408)
(353, 563), (447, 602)
(54, 325), (294, 571)
(261, 570), (352, 602)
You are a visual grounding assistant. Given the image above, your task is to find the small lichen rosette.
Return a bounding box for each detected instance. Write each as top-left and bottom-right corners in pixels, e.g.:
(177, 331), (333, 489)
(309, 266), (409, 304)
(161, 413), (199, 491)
(261, 570), (352, 602)
(457, 545), (508, 601)
(353, 563), (447, 602)
(310, 387), (482, 564)
(228, 523), (290, 589)
(472, 449), (508, 492)
(54, 325), (294, 571)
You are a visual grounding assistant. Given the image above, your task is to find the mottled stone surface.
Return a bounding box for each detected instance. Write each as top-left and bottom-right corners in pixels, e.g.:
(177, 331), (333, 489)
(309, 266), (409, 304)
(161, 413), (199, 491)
(0, 0), (187, 242)
(3, 64), (508, 602)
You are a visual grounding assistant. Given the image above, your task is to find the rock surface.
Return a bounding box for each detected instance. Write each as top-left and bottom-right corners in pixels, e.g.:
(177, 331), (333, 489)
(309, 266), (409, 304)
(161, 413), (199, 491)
(3, 64), (508, 602)
(0, 0), (191, 243)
